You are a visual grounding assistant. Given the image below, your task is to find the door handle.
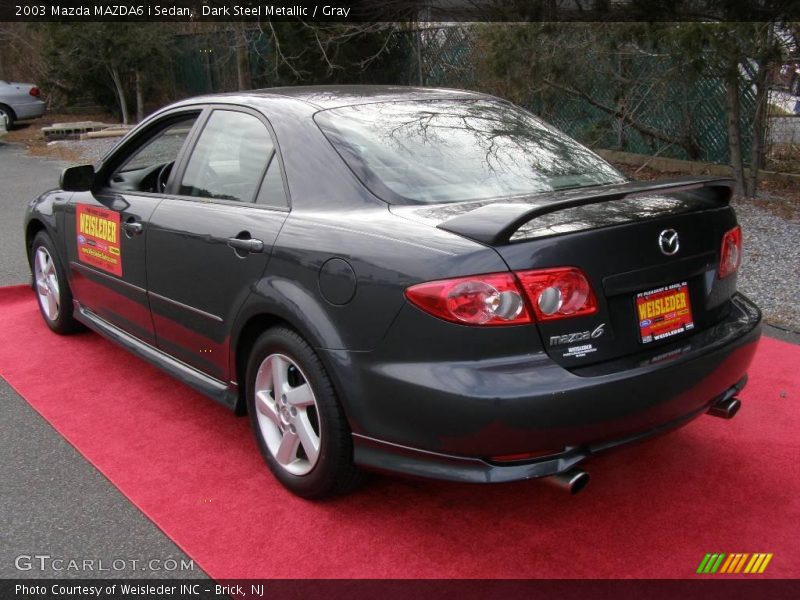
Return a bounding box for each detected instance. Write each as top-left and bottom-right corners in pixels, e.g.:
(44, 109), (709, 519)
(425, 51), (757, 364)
(226, 237), (264, 253)
(122, 220), (144, 235)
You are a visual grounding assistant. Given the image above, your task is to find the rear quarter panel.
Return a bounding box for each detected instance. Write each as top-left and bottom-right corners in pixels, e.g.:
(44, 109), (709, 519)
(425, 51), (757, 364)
(238, 205), (509, 352)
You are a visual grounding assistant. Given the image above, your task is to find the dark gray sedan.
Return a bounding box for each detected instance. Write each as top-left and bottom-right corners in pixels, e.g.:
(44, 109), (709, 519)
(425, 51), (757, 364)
(24, 86), (761, 498)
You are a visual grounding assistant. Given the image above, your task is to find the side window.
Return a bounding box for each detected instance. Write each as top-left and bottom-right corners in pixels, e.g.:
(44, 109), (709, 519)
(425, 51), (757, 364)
(109, 115), (198, 193)
(255, 155), (288, 208)
(179, 110), (274, 203)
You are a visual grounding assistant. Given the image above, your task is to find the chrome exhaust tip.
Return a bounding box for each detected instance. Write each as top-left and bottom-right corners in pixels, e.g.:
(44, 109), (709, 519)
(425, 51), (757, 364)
(544, 468), (590, 494)
(708, 397), (741, 419)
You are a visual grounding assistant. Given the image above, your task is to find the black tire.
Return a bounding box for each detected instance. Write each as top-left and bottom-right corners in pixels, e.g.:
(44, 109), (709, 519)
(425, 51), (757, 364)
(0, 104), (15, 129)
(246, 327), (367, 499)
(31, 231), (80, 334)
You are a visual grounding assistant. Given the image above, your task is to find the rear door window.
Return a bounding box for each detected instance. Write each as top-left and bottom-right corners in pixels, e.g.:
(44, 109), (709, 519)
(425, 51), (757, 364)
(179, 110), (274, 203)
(255, 155), (288, 208)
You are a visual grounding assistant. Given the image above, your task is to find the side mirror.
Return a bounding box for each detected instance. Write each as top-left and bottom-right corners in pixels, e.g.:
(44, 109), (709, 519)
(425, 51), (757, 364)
(60, 165), (95, 192)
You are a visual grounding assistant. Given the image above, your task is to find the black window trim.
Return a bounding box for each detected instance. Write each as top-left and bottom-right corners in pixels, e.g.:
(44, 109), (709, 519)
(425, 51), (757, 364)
(166, 104), (291, 213)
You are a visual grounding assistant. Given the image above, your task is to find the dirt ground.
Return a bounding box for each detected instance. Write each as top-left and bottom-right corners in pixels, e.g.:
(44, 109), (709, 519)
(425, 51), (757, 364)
(4, 113), (117, 163)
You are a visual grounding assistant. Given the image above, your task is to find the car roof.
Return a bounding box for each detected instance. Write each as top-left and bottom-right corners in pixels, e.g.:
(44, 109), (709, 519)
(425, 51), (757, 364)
(176, 85), (494, 111)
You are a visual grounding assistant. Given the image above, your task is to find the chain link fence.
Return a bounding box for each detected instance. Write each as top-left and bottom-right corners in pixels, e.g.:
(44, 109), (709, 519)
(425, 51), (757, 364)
(526, 55), (758, 166)
(765, 61), (800, 173)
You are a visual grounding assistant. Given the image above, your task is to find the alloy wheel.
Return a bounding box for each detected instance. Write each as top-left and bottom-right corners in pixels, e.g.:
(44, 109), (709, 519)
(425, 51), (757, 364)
(254, 353), (322, 476)
(34, 246), (60, 321)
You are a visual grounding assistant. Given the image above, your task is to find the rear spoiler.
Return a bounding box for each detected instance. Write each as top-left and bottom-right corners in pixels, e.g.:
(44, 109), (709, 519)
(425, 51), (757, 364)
(436, 177), (734, 245)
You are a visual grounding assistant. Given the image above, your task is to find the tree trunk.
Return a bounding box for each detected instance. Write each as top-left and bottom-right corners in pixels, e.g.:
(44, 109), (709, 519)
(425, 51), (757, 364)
(746, 23), (774, 199)
(724, 70), (745, 195)
(235, 26), (251, 91)
(109, 67), (129, 125)
(416, 29), (424, 86)
(204, 50), (213, 93)
(615, 49), (626, 150)
(135, 70), (144, 123)
(746, 61), (769, 198)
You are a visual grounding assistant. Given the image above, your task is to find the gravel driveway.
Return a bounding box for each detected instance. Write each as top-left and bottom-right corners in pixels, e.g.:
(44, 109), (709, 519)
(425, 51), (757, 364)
(733, 197), (800, 332)
(48, 137), (120, 166)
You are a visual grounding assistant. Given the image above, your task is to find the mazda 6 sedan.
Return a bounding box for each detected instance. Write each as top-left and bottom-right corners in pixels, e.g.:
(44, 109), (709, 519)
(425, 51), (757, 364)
(25, 86), (761, 498)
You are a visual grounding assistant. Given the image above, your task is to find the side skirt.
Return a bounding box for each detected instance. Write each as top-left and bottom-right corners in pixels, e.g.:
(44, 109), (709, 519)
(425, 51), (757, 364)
(73, 300), (239, 411)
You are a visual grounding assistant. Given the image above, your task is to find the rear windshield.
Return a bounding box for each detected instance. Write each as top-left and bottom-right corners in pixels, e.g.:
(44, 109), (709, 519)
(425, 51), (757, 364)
(315, 99), (626, 204)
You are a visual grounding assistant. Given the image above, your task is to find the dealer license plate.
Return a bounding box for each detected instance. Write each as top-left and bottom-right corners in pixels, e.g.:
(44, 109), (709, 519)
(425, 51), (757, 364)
(636, 282), (694, 344)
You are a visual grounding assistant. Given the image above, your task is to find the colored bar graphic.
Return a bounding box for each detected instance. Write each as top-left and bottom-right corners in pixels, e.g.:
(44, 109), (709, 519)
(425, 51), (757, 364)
(705, 554), (719, 573)
(710, 553), (725, 573)
(735, 553), (749, 573)
(697, 553), (726, 574)
(696, 554), (712, 574)
(758, 554), (773, 573)
(719, 554), (735, 573)
(724, 554), (741, 573)
(744, 554), (760, 573)
(749, 554), (766, 573)
(704, 552), (774, 575)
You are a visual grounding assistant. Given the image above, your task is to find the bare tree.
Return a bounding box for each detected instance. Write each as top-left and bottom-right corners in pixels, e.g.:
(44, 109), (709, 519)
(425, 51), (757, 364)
(247, 22), (402, 83)
(475, 24), (703, 158)
(475, 22), (792, 197)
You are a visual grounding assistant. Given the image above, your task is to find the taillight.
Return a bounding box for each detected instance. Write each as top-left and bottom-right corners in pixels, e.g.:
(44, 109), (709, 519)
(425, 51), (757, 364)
(718, 225), (742, 279)
(405, 266), (597, 326)
(29, 87), (41, 97)
(516, 267), (597, 321)
(405, 273), (530, 326)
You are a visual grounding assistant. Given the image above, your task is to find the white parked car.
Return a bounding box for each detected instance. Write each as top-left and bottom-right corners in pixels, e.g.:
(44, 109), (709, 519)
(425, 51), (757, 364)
(0, 80), (46, 128)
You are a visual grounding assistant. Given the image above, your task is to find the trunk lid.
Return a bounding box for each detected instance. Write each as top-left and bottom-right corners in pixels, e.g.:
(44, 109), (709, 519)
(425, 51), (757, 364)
(391, 177), (739, 367)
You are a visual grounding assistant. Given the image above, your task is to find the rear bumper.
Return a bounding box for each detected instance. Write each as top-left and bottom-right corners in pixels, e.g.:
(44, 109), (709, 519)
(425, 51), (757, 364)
(352, 375), (747, 483)
(12, 100), (46, 120)
(337, 293), (761, 483)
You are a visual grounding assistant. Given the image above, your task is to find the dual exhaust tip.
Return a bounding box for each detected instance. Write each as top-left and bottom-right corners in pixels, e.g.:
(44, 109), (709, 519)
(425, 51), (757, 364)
(707, 396), (741, 419)
(544, 468), (590, 495)
(542, 396), (742, 495)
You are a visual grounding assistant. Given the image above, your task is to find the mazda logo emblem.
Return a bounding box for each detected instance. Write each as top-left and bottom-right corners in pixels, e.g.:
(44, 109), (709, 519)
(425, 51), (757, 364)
(658, 229), (680, 256)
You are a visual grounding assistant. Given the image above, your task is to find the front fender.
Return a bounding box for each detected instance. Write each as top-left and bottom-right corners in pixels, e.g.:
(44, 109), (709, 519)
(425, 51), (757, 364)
(24, 190), (71, 270)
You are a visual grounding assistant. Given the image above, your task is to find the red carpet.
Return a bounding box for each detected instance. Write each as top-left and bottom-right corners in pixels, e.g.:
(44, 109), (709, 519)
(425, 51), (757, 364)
(1, 284), (798, 579)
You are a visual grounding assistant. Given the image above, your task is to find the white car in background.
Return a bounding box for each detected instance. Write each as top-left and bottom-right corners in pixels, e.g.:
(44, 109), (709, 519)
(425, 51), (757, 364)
(0, 80), (46, 128)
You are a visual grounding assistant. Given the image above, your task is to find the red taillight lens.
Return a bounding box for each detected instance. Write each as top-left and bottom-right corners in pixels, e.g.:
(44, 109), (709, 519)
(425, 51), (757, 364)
(516, 267), (597, 321)
(718, 225), (742, 279)
(405, 273), (530, 326)
(405, 267), (598, 326)
(29, 87), (41, 97)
